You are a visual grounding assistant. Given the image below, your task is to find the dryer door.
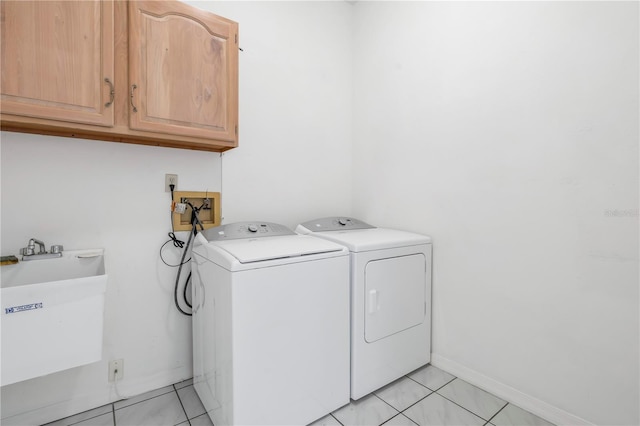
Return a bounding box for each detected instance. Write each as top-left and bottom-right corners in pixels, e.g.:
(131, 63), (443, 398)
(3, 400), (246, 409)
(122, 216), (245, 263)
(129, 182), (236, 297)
(364, 253), (427, 343)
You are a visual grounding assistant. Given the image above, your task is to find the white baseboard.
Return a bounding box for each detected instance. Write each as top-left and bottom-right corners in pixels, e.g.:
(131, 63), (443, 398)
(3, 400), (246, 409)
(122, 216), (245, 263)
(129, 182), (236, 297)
(431, 353), (594, 426)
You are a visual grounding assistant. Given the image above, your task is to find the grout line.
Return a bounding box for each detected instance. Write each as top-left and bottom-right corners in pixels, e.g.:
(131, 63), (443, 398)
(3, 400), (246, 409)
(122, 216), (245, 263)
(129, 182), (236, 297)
(191, 414), (215, 425)
(435, 392), (489, 421)
(372, 393), (402, 422)
(44, 405), (114, 426)
(174, 385), (191, 423)
(43, 383), (191, 426)
(406, 415), (421, 426)
(372, 392), (401, 412)
(372, 374), (454, 420)
(113, 386), (176, 411)
(432, 376), (457, 392)
(405, 373), (456, 393)
(381, 413), (420, 426)
(399, 373), (457, 414)
(485, 402), (509, 425)
(434, 380), (503, 423)
(330, 413), (345, 426)
(396, 391), (433, 413)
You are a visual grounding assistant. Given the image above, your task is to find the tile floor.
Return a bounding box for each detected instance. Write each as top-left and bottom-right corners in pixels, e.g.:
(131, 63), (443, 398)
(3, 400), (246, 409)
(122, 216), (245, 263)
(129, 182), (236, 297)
(43, 365), (554, 426)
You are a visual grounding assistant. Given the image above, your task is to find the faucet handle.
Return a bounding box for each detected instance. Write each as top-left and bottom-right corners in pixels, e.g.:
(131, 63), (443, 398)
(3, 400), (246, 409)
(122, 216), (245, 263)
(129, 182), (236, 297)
(20, 247), (35, 256)
(50, 245), (64, 254)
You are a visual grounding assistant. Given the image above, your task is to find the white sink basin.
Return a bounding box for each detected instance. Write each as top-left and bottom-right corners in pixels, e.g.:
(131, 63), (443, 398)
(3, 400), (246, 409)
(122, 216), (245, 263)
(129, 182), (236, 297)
(1, 249), (107, 386)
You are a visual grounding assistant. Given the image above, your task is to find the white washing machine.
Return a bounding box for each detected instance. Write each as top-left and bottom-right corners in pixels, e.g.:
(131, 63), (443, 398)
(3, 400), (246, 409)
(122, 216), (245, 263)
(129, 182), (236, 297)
(192, 222), (349, 425)
(191, 222), (350, 425)
(296, 217), (432, 400)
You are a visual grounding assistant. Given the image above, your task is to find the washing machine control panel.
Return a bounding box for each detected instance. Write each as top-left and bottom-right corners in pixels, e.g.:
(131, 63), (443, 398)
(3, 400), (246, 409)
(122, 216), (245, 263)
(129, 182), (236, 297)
(203, 222), (295, 240)
(299, 217), (376, 232)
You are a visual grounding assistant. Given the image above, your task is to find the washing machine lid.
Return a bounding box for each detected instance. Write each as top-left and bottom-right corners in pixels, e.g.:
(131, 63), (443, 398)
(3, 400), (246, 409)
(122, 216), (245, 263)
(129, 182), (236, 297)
(202, 221), (295, 241)
(196, 222), (348, 268)
(213, 235), (345, 264)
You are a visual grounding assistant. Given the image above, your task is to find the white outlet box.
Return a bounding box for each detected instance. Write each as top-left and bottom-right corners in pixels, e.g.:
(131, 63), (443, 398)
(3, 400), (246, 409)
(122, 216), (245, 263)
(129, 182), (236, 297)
(165, 174), (178, 192)
(109, 359), (124, 382)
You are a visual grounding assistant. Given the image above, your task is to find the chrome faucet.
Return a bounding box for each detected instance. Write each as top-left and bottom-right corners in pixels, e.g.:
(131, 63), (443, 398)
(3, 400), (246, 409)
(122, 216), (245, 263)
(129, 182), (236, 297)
(31, 238), (46, 254)
(20, 238), (64, 261)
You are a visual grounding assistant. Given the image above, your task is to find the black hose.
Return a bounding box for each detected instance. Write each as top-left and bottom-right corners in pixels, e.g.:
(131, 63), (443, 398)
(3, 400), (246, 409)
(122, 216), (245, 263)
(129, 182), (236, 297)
(174, 224), (195, 316)
(184, 271), (192, 309)
(172, 200), (207, 316)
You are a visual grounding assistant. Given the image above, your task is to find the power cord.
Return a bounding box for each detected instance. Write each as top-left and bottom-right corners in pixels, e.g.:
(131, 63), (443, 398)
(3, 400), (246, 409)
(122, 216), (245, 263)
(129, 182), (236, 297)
(159, 175), (194, 266)
(170, 183), (176, 229)
(159, 233), (190, 267)
(168, 232), (184, 248)
(112, 366), (130, 401)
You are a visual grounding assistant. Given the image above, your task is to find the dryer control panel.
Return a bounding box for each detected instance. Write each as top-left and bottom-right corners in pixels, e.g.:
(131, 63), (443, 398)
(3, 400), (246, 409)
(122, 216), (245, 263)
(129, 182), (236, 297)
(298, 217), (376, 232)
(203, 222), (295, 240)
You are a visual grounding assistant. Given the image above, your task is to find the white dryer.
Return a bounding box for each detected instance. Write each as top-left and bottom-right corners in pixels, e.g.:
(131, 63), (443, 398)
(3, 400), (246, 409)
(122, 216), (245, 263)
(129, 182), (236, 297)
(296, 217), (432, 400)
(191, 222), (350, 425)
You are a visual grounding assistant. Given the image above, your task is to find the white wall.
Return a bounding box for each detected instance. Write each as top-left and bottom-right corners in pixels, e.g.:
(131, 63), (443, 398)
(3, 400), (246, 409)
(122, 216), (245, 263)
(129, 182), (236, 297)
(186, 1), (354, 227)
(0, 136), (217, 425)
(0, 2), (353, 424)
(352, 2), (639, 425)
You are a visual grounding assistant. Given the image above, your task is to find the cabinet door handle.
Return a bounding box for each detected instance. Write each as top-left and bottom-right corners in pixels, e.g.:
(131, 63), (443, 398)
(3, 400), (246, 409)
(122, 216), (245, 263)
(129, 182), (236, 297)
(104, 78), (115, 108)
(130, 84), (138, 112)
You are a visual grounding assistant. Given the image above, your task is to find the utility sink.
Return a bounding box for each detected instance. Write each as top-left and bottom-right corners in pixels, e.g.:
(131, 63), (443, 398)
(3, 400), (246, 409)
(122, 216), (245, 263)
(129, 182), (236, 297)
(1, 249), (107, 386)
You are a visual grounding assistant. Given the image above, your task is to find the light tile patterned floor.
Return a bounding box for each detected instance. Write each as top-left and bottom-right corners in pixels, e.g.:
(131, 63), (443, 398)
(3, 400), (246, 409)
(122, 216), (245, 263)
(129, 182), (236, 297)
(43, 366), (554, 426)
(42, 378), (211, 426)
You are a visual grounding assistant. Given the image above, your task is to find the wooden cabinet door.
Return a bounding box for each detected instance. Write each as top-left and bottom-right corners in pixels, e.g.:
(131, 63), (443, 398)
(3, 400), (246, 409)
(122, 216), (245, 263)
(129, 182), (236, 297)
(1, 1), (115, 127)
(128, 1), (238, 145)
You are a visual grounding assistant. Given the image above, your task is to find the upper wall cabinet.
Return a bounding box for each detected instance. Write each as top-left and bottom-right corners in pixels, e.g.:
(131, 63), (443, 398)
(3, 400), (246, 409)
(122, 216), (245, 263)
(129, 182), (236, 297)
(0, 1), (239, 152)
(0, 1), (115, 127)
(129, 1), (238, 143)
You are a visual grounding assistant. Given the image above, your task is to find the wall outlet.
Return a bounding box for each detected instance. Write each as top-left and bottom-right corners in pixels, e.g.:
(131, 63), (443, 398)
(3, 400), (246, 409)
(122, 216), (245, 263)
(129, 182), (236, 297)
(165, 174), (178, 192)
(109, 359), (124, 382)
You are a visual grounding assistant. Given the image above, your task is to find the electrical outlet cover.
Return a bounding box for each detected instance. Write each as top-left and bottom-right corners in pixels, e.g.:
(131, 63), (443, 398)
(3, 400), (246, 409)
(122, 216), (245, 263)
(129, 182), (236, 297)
(165, 174), (178, 192)
(109, 359), (124, 382)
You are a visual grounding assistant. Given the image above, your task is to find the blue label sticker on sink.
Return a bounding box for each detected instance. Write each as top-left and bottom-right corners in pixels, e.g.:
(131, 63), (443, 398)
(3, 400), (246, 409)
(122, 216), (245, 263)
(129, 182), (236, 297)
(5, 303), (43, 314)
